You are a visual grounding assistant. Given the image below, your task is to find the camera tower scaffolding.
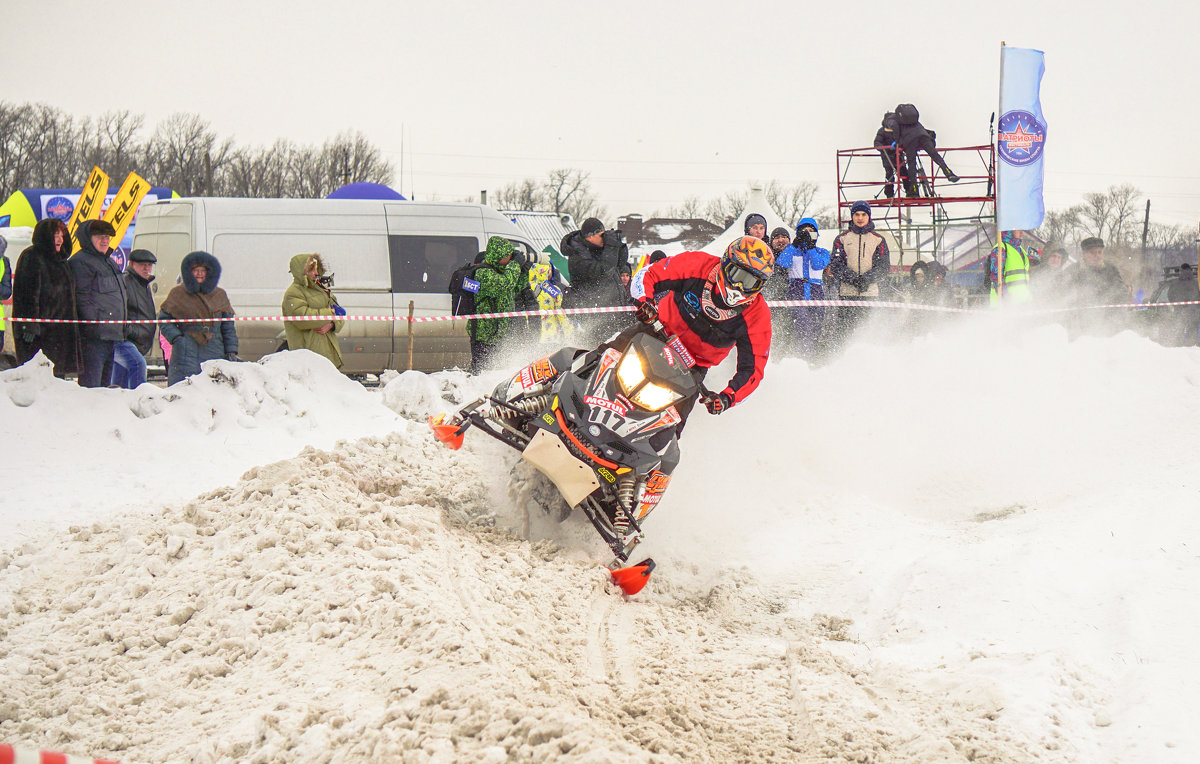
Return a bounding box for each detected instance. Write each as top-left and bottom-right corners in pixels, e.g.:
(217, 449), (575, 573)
(835, 142), (996, 275)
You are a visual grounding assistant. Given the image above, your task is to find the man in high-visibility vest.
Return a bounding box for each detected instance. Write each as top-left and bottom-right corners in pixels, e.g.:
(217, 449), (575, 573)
(986, 229), (1040, 306)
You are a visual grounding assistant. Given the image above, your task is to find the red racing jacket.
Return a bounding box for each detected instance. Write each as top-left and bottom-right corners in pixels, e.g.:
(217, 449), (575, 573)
(631, 250), (771, 405)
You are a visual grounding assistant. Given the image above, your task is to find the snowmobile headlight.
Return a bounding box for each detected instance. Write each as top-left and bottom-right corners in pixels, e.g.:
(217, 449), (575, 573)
(617, 348), (682, 412)
(629, 381), (682, 412)
(616, 349), (646, 392)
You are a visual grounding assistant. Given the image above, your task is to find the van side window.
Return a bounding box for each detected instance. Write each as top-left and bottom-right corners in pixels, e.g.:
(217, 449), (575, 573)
(389, 235), (479, 294)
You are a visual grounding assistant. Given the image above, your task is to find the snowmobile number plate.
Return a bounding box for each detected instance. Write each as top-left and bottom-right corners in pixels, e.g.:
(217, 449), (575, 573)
(521, 428), (601, 507)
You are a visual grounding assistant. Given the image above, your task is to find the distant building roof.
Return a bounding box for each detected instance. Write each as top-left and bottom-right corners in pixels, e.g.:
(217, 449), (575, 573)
(500, 210), (576, 256)
(617, 214), (723, 250)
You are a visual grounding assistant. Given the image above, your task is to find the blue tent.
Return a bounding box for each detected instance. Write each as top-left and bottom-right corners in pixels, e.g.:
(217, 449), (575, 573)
(326, 182), (405, 201)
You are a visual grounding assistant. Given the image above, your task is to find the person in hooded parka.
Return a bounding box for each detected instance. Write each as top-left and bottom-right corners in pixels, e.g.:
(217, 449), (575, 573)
(282, 252), (345, 369)
(158, 251), (239, 385)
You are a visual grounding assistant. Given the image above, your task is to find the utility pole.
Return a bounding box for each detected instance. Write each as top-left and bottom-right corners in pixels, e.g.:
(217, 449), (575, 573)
(1141, 199), (1152, 286)
(1141, 199), (1151, 252)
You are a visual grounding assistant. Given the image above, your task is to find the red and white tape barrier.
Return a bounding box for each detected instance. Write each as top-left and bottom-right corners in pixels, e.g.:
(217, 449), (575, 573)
(0, 742), (119, 764)
(5, 299), (1199, 326)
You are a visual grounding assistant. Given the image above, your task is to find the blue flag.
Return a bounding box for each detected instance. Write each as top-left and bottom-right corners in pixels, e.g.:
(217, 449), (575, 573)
(997, 46), (1047, 231)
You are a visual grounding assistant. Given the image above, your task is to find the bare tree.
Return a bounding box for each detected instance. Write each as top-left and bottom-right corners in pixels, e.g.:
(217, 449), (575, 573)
(543, 168), (605, 222)
(0, 100), (398, 200)
(98, 110), (145, 181)
(1033, 206), (1085, 248)
(16, 103), (79, 187)
(142, 112), (233, 196)
(319, 130), (394, 190)
(1144, 222), (1194, 252)
(0, 101), (33, 192)
(286, 144), (330, 198)
(492, 178), (543, 211)
(1078, 183), (1142, 248)
(224, 139), (296, 197)
(702, 190), (747, 228)
(763, 180), (829, 226)
(666, 195), (705, 219)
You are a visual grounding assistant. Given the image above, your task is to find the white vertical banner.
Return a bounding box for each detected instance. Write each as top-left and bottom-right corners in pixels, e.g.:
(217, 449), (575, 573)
(997, 45), (1047, 231)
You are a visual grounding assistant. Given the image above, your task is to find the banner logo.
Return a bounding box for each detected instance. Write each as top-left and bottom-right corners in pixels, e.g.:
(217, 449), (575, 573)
(997, 110), (1046, 166)
(45, 196), (75, 221)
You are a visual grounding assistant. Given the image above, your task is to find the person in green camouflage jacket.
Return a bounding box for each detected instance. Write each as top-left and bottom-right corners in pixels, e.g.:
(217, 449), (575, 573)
(468, 236), (523, 373)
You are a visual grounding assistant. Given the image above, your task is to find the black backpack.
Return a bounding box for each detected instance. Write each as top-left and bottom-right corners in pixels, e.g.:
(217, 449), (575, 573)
(895, 103), (920, 126)
(448, 262), (484, 316)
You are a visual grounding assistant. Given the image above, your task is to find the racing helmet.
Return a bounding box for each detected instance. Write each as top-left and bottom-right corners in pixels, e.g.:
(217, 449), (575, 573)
(716, 236), (775, 306)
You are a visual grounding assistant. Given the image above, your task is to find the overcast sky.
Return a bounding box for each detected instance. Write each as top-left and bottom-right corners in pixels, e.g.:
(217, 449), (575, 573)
(5, 0), (1198, 231)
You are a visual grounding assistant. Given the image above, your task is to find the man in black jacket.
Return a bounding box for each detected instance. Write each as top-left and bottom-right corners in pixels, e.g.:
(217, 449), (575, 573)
(894, 104), (958, 194)
(111, 248), (157, 388)
(1064, 236), (1130, 336)
(560, 217), (631, 340)
(69, 219), (127, 387)
(874, 112), (903, 198)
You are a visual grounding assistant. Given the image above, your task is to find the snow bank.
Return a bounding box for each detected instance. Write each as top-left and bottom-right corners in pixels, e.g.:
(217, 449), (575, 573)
(0, 431), (1051, 763)
(1, 351), (404, 543)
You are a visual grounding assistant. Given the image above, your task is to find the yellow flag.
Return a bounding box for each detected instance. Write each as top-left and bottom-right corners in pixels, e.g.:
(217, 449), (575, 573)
(68, 166), (110, 254)
(102, 171), (150, 246)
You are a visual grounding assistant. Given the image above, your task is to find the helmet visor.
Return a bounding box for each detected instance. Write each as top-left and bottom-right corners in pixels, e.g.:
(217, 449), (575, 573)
(721, 260), (765, 294)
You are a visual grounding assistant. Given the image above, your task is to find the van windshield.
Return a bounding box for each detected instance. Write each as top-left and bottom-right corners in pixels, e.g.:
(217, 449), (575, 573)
(389, 235), (479, 293)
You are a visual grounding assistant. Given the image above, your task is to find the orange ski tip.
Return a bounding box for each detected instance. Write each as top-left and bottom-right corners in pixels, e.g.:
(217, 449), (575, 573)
(609, 557), (656, 596)
(428, 414), (465, 450)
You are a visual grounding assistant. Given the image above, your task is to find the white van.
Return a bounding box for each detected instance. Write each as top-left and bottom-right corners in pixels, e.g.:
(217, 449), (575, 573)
(131, 198), (542, 374)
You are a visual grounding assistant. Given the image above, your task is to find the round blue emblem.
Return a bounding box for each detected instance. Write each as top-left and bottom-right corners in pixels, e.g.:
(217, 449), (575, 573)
(997, 110), (1046, 166)
(45, 195), (75, 222)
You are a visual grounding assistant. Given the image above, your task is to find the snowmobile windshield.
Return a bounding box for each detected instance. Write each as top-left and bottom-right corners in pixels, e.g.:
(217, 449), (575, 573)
(616, 332), (700, 412)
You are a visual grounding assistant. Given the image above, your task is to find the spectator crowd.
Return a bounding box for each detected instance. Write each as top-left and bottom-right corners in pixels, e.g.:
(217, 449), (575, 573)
(3, 220), (346, 386)
(2, 203), (1196, 385)
(443, 203), (1200, 370)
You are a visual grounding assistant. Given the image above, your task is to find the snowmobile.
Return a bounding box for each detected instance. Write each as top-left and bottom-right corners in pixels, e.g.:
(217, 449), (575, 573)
(429, 317), (703, 595)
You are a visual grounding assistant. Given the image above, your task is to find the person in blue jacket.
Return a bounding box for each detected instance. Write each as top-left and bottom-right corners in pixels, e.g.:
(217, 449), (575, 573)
(775, 217), (831, 359)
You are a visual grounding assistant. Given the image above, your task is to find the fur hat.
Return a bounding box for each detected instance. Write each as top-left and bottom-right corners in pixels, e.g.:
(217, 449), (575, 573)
(89, 220), (117, 237)
(1081, 236), (1105, 251)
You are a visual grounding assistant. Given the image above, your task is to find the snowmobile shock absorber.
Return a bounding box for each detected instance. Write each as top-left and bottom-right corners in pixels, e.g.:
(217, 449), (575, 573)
(613, 475), (637, 536)
(485, 394), (552, 420)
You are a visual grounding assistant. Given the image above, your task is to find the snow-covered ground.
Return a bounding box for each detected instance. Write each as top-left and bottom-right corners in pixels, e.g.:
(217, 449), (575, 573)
(2, 324), (1198, 762)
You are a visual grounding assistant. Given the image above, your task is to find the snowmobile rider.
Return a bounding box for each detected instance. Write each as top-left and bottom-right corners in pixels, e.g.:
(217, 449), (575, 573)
(628, 236), (774, 428)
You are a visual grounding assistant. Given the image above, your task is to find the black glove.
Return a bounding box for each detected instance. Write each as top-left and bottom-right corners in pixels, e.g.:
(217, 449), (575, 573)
(225, 352), (243, 362)
(702, 391), (733, 415)
(634, 300), (658, 325)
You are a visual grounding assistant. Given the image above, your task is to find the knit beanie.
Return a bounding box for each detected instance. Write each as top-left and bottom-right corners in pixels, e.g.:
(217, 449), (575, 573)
(850, 200), (872, 217)
(744, 213), (767, 234)
(580, 218), (605, 238)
